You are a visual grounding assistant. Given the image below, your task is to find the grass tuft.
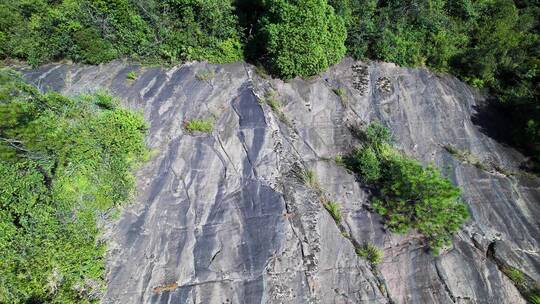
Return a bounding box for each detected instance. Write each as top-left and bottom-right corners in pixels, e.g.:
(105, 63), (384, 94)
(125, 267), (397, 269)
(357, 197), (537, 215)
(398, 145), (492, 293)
(356, 243), (383, 266)
(335, 154), (345, 166)
(302, 169), (319, 189)
(528, 293), (540, 304)
(333, 87), (348, 107)
(503, 266), (526, 285)
(184, 118), (214, 133)
(443, 144), (488, 170)
(260, 90), (292, 125)
(254, 62), (270, 78)
(263, 90), (282, 111)
(126, 71), (138, 80)
(324, 201), (342, 222)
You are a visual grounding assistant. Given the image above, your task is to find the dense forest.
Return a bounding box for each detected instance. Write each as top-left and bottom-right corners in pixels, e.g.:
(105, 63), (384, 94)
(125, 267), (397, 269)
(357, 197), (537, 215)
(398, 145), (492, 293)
(0, 0), (538, 160)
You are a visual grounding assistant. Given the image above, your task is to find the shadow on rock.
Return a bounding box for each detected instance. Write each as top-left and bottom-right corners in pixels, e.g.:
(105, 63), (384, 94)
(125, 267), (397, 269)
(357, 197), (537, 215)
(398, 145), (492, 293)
(471, 98), (540, 174)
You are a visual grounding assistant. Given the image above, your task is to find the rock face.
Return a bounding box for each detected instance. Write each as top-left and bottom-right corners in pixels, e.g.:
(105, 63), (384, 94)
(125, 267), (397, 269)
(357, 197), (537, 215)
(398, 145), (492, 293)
(23, 58), (539, 304)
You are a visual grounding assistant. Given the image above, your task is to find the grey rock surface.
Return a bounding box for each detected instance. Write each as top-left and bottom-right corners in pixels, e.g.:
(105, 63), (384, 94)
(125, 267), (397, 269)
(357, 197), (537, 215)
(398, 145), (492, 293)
(22, 58), (539, 304)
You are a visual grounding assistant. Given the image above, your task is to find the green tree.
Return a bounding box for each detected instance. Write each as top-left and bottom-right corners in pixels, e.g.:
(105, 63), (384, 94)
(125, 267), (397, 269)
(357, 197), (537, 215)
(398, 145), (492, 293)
(259, 0), (347, 78)
(0, 69), (148, 303)
(375, 155), (469, 253)
(346, 122), (469, 254)
(152, 0), (244, 63)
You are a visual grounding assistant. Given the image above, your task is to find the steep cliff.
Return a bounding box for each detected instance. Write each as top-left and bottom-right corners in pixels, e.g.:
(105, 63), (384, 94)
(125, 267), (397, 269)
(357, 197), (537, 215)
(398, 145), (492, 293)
(22, 58), (539, 304)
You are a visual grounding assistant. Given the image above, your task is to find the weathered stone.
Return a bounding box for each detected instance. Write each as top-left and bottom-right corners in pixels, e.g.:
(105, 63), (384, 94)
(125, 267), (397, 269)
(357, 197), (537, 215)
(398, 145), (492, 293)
(21, 58), (539, 304)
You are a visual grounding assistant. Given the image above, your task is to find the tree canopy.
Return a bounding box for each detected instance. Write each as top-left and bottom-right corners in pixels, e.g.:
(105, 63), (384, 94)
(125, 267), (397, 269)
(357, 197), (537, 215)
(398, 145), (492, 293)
(259, 0), (346, 78)
(0, 69), (148, 303)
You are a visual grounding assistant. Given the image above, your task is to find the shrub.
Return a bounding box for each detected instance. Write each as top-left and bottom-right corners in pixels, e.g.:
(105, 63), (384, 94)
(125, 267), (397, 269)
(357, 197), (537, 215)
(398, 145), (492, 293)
(356, 243), (383, 265)
(346, 122), (469, 254)
(0, 0), (243, 66)
(259, 0), (347, 78)
(529, 294), (540, 304)
(184, 118), (214, 133)
(191, 37), (244, 64)
(91, 89), (119, 110)
(324, 201), (342, 222)
(0, 69), (148, 303)
(373, 154), (469, 253)
(352, 146), (381, 183)
(365, 121), (391, 148)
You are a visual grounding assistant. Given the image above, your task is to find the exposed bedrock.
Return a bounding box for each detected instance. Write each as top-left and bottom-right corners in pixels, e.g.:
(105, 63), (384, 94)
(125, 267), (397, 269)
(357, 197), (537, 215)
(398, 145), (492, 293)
(23, 58), (539, 304)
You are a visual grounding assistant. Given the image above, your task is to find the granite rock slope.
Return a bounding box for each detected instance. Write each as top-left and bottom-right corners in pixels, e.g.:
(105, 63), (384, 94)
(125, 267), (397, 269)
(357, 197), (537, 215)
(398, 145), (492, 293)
(23, 58), (539, 304)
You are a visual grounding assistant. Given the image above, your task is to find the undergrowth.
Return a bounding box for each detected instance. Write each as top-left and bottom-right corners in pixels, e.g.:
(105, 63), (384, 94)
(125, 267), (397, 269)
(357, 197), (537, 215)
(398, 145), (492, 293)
(0, 68), (148, 303)
(343, 121), (469, 254)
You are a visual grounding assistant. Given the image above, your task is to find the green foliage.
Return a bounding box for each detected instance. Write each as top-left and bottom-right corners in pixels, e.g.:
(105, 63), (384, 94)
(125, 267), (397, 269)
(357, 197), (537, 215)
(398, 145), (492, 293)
(373, 154), (469, 253)
(529, 293), (540, 304)
(356, 242), (383, 265)
(334, 154), (345, 166)
(157, 0), (244, 63)
(184, 118), (214, 133)
(259, 0), (347, 78)
(330, 0), (540, 157)
(254, 62), (270, 78)
(330, 0), (378, 59)
(351, 146), (381, 183)
(499, 265), (540, 304)
(324, 201), (342, 222)
(333, 87), (345, 97)
(1, 0), (537, 159)
(0, 0), (243, 65)
(503, 266), (526, 285)
(443, 144), (490, 171)
(126, 71), (138, 80)
(261, 90), (290, 124)
(0, 69), (148, 303)
(364, 121), (392, 148)
(346, 122), (469, 254)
